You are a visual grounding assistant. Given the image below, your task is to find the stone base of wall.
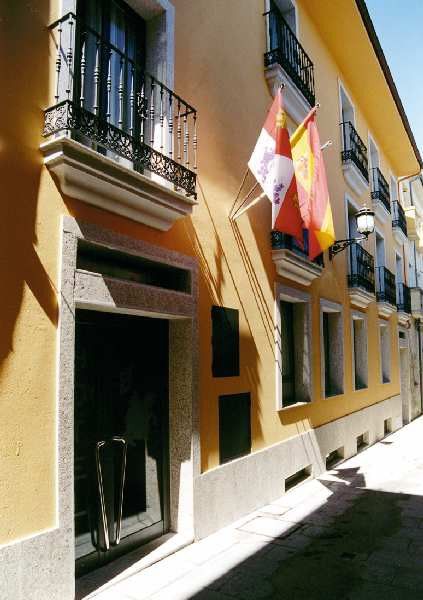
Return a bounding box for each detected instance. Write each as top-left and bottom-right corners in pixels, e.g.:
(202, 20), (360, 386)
(193, 395), (402, 540)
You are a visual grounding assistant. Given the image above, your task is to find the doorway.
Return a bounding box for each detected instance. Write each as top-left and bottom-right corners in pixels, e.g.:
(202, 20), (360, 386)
(74, 309), (169, 576)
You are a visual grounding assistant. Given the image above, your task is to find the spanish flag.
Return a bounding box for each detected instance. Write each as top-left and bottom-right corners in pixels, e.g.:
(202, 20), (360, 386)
(290, 108), (335, 260)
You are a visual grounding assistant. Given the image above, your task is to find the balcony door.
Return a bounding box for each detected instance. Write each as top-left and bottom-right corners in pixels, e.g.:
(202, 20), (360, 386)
(74, 310), (169, 576)
(76, 0), (146, 136)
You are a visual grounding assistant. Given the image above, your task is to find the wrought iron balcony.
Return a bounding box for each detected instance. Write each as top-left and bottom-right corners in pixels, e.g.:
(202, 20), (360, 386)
(271, 230), (324, 266)
(392, 201), (408, 238)
(371, 168), (391, 213)
(376, 266), (396, 306)
(264, 8), (315, 106)
(397, 282), (411, 314)
(340, 121), (369, 183)
(348, 244), (375, 294)
(43, 12), (197, 198)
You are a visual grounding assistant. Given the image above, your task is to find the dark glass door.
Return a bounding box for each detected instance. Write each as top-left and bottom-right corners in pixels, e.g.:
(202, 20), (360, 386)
(74, 310), (169, 576)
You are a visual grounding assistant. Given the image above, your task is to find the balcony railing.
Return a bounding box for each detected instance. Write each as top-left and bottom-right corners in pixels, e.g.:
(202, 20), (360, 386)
(371, 168), (391, 213)
(397, 282), (411, 314)
(348, 244), (375, 294)
(392, 201), (408, 237)
(43, 12), (197, 198)
(264, 8), (315, 106)
(376, 266), (396, 306)
(271, 230), (324, 266)
(340, 121), (369, 183)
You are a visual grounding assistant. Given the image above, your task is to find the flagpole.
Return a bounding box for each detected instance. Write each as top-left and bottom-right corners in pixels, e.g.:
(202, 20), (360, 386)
(230, 180), (259, 219)
(232, 192), (267, 220)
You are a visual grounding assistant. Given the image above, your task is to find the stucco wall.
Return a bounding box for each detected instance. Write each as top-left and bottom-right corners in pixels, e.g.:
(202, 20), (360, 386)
(0, 0), (419, 548)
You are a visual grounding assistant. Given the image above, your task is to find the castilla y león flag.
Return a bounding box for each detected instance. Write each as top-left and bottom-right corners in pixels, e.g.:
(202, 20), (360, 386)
(290, 108), (335, 260)
(248, 89), (303, 241)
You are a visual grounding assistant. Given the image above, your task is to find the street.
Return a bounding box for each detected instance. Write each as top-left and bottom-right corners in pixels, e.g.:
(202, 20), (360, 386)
(79, 416), (423, 600)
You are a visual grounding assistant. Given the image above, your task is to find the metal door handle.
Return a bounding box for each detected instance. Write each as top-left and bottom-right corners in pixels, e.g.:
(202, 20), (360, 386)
(94, 437), (127, 551)
(111, 437), (127, 546)
(95, 441), (110, 551)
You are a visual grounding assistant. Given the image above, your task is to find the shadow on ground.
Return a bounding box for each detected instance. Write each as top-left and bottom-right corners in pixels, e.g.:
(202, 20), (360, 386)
(187, 466), (423, 600)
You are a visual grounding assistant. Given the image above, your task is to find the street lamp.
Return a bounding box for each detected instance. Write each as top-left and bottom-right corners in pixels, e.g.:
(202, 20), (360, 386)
(329, 206), (375, 259)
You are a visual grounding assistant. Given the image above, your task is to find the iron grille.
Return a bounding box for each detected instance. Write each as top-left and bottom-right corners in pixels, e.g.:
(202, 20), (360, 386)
(392, 201), (408, 237)
(271, 230), (324, 266)
(348, 244), (375, 294)
(43, 12), (197, 198)
(340, 121), (369, 183)
(376, 266), (396, 306)
(264, 7), (315, 106)
(371, 168), (391, 213)
(397, 282), (411, 314)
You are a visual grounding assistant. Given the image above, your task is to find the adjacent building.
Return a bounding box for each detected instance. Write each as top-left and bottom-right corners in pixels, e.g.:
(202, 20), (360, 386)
(1, 0), (422, 598)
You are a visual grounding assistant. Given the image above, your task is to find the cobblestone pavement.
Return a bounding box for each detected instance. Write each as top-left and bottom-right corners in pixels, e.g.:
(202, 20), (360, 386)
(81, 417), (423, 600)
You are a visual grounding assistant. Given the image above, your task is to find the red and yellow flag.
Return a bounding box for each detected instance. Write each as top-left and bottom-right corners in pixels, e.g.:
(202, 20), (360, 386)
(290, 108), (335, 259)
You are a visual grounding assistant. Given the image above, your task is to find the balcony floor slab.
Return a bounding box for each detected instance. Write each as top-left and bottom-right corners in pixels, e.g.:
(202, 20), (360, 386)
(376, 301), (397, 318)
(348, 287), (375, 309)
(40, 136), (197, 231)
(272, 249), (322, 286)
(342, 161), (369, 197)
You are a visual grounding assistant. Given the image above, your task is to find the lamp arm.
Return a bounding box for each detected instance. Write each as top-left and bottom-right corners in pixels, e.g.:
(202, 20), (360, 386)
(329, 234), (369, 259)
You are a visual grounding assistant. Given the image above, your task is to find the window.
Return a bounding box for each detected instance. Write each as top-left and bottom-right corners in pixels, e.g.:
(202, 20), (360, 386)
(77, 0), (146, 155)
(270, 0), (297, 35)
(321, 301), (344, 398)
(77, 240), (191, 293)
(340, 85), (354, 127)
(352, 313), (368, 390)
(368, 136), (380, 171)
(219, 393), (251, 464)
(211, 307), (240, 377)
(375, 232), (385, 268)
(276, 286), (312, 409)
(379, 322), (391, 383)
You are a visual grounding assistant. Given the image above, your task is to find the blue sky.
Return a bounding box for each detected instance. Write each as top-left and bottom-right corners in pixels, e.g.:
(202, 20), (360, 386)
(365, 0), (423, 155)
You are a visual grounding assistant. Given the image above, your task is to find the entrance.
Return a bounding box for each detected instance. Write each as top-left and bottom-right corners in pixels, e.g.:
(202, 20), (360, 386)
(74, 309), (169, 576)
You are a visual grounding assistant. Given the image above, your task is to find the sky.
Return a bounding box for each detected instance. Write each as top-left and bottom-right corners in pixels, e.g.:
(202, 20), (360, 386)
(365, 0), (423, 157)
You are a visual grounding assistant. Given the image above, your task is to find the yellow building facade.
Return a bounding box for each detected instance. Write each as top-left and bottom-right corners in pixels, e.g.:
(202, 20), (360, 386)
(0, 0), (422, 597)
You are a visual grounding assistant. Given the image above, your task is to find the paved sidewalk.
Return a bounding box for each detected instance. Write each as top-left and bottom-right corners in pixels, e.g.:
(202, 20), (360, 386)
(81, 417), (423, 599)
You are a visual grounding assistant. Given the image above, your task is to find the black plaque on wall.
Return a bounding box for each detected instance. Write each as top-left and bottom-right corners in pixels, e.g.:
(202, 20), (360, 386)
(211, 306), (240, 377)
(219, 392), (251, 464)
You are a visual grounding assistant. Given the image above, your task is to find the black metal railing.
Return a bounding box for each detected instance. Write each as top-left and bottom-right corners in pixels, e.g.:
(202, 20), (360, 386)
(371, 168), (390, 213)
(264, 8), (315, 106)
(392, 201), (408, 237)
(397, 282), (411, 314)
(43, 12), (197, 198)
(348, 244), (375, 294)
(340, 121), (369, 183)
(375, 266), (396, 306)
(271, 230), (324, 266)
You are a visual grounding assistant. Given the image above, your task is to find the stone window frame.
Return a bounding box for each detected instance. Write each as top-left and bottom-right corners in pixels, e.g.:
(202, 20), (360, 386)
(350, 309), (368, 391)
(379, 318), (391, 384)
(275, 283), (312, 411)
(320, 299), (344, 399)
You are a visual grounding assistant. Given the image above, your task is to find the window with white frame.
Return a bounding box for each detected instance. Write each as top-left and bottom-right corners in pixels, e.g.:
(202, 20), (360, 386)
(320, 300), (344, 398)
(351, 312), (368, 390)
(276, 285), (312, 409)
(379, 321), (391, 383)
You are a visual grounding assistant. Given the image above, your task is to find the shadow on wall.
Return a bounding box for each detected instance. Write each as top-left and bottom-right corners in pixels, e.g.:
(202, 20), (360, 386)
(0, 2), (58, 371)
(183, 179), (266, 459)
